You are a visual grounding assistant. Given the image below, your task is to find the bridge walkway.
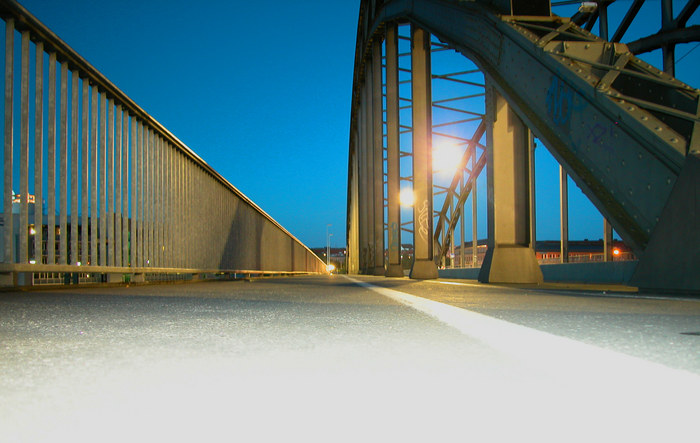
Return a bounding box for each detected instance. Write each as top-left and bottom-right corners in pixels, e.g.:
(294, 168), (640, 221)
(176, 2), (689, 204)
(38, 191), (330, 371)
(1, 276), (699, 441)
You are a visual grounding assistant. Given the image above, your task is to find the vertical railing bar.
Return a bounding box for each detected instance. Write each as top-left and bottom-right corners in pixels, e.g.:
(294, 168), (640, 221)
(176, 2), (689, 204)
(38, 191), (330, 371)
(165, 142), (170, 267)
(146, 127), (152, 268)
(172, 146), (177, 268)
(99, 91), (106, 267)
(155, 135), (161, 267)
(144, 127), (149, 267)
(107, 97), (114, 267)
(196, 165), (200, 269)
(3, 19), (14, 265)
(138, 121), (144, 268)
(160, 137), (165, 268)
(173, 149), (178, 268)
(58, 61), (68, 265)
(122, 109), (128, 267)
(199, 170), (204, 269)
(166, 143), (172, 268)
(184, 158), (191, 268)
(155, 132), (160, 268)
(183, 152), (187, 269)
(129, 115), (137, 268)
(70, 70), (79, 265)
(34, 41), (44, 265)
(162, 142), (167, 268)
(136, 121), (144, 267)
(115, 104), (122, 268)
(193, 166), (198, 269)
(143, 127), (148, 268)
(46, 51), (56, 265)
(81, 78), (89, 266)
(178, 151), (183, 269)
(176, 150), (182, 268)
(19, 30), (30, 265)
(153, 131), (158, 268)
(90, 85), (97, 266)
(190, 161), (194, 269)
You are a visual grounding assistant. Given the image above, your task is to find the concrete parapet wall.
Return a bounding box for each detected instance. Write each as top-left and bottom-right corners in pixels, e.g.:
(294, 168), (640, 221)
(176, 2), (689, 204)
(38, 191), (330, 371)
(439, 261), (638, 285)
(540, 261), (637, 285)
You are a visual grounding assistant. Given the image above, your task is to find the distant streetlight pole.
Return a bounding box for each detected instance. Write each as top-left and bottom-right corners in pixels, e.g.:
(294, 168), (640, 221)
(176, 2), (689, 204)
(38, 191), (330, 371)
(326, 224), (332, 270)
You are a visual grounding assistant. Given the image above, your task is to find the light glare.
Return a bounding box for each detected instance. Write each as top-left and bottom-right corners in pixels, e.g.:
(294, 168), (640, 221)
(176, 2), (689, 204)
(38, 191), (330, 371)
(399, 188), (414, 207)
(433, 143), (463, 176)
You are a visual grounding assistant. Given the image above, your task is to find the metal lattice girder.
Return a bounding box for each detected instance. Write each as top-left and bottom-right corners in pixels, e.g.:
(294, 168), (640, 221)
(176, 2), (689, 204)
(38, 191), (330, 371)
(356, 0), (699, 257)
(433, 120), (486, 262)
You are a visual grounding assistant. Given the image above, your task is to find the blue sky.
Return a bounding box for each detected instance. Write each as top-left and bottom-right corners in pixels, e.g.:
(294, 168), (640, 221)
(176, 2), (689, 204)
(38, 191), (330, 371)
(17, 0), (358, 248)
(13, 0), (699, 248)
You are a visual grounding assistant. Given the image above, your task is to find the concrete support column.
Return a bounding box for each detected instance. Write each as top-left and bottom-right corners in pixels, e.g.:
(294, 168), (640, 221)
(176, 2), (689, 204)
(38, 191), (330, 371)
(364, 66), (376, 274)
(348, 131), (360, 274)
(372, 39), (385, 275)
(478, 85), (542, 284)
(603, 219), (613, 262)
(560, 165), (569, 263)
(358, 87), (368, 273)
(409, 26), (438, 280)
(385, 24), (403, 277)
(528, 131), (537, 254)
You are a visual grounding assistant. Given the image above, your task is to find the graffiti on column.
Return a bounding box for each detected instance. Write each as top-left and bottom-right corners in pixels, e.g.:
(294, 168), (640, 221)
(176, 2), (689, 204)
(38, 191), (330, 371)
(389, 222), (400, 255)
(418, 200), (429, 242)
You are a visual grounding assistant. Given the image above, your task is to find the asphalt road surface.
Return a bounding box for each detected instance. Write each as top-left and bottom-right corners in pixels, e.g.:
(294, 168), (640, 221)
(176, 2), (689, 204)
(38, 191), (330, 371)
(1, 275), (699, 442)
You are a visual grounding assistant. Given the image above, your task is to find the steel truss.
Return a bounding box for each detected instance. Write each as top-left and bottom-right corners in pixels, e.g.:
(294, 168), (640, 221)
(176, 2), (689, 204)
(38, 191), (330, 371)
(348, 0), (700, 291)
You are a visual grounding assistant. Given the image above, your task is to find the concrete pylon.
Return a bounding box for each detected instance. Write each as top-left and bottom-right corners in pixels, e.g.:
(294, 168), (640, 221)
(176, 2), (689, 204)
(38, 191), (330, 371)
(409, 26), (438, 280)
(372, 39), (385, 276)
(385, 24), (403, 278)
(357, 83), (368, 273)
(478, 85), (542, 284)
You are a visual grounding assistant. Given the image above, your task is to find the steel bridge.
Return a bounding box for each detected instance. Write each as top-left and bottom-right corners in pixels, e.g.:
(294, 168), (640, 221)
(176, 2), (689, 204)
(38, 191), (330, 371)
(346, 0), (700, 292)
(0, 0), (325, 286)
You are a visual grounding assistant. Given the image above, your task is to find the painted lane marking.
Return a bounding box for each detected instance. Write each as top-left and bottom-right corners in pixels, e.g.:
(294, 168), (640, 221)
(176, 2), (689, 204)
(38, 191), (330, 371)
(342, 275), (700, 387)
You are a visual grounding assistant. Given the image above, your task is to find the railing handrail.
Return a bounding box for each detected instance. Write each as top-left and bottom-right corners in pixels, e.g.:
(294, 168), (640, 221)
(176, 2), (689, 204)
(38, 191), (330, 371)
(0, 0), (314, 259)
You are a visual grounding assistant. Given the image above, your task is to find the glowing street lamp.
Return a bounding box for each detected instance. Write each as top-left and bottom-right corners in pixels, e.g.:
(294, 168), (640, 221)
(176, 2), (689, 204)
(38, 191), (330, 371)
(399, 187), (414, 207)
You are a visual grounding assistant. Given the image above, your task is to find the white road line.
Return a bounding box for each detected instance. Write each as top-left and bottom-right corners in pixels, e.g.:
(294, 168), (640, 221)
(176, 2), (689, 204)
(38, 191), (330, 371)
(342, 275), (700, 388)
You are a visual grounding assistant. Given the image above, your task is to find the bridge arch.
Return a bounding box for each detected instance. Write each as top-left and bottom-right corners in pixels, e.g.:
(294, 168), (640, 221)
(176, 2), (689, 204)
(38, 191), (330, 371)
(347, 0), (700, 291)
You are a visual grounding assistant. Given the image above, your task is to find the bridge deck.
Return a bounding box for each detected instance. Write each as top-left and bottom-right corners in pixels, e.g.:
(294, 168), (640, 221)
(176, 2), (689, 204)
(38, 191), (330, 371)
(1, 276), (699, 441)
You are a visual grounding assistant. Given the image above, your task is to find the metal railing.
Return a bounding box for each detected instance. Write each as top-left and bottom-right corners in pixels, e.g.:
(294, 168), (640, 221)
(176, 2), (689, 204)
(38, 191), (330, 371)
(0, 0), (324, 285)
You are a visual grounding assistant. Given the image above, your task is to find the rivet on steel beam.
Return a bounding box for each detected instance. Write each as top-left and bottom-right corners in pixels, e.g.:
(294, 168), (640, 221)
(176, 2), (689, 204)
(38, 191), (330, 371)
(670, 138), (678, 143)
(655, 126), (663, 131)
